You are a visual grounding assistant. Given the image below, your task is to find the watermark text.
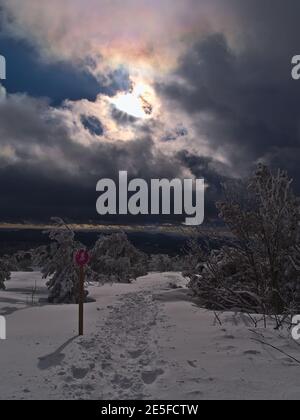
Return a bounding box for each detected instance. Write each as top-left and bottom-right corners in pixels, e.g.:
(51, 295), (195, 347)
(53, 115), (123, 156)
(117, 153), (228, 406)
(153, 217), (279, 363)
(96, 171), (205, 226)
(0, 316), (6, 340)
(292, 315), (300, 341)
(0, 55), (6, 80)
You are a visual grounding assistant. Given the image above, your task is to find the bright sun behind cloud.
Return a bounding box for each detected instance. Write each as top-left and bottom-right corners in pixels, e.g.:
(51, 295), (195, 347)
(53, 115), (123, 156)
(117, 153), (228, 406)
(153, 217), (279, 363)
(110, 82), (155, 119)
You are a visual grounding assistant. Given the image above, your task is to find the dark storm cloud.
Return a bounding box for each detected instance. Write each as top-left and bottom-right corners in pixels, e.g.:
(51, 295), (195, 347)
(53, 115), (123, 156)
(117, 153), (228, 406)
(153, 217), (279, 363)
(2, 0), (300, 222)
(161, 0), (300, 184)
(0, 94), (184, 222)
(176, 151), (229, 217)
(228, 0), (300, 54)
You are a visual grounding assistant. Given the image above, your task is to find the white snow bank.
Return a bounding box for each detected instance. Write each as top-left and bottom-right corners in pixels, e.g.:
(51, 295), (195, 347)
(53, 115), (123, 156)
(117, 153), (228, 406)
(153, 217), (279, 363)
(0, 272), (300, 400)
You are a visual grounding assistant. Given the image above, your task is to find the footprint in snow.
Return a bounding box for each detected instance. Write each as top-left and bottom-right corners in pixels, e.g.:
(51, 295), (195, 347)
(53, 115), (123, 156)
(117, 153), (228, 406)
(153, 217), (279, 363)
(71, 366), (90, 380)
(128, 349), (145, 359)
(244, 350), (261, 356)
(141, 368), (164, 385)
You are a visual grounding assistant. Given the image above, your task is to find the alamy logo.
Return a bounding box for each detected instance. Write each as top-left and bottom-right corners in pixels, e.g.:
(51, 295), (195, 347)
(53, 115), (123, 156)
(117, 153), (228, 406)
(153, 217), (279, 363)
(0, 316), (6, 340)
(292, 316), (300, 341)
(0, 55), (6, 80)
(96, 171), (205, 226)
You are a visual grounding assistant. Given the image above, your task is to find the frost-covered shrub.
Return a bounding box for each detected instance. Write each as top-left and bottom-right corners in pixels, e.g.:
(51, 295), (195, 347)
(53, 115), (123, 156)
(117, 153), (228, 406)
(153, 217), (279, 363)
(33, 218), (89, 304)
(148, 240), (207, 274)
(0, 257), (11, 290)
(188, 164), (300, 314)
(148, 254), (174, 272)
(7, 251), (33, 272)
(90, 233), (148, 283)
(188, 247), (265, 312)
(181, 239), (207, 274)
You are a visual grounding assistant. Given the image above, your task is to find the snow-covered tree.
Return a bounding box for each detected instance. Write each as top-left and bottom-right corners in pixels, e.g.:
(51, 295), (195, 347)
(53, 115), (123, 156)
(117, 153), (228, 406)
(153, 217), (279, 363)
(90, 232), (148, 283)
(33, 218), (89, 304)
(188, 164), (300, 315)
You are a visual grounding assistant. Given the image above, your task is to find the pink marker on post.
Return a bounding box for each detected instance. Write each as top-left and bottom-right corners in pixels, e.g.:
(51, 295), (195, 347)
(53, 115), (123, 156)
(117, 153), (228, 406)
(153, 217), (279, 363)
(75, 249), (90, 267)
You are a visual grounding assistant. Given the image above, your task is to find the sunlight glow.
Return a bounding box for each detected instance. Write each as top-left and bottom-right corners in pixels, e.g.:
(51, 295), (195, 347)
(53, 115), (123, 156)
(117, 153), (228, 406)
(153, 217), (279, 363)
(110, 82), (154, 119)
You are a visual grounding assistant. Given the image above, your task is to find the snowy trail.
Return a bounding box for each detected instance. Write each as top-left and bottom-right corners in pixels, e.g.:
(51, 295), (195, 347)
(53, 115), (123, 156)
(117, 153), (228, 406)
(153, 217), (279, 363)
(1, 272), (300, 400)
(0, 272), (182, 400)
(51, 291), (164, 400)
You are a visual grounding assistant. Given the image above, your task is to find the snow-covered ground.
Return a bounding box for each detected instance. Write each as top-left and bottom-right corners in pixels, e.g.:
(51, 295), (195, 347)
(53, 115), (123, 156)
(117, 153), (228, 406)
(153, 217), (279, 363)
(0, 272), (300, 400)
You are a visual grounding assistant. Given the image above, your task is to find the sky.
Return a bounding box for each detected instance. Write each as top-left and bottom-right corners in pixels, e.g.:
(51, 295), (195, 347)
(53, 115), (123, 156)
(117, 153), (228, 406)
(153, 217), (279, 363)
(0, 0), (300, 223)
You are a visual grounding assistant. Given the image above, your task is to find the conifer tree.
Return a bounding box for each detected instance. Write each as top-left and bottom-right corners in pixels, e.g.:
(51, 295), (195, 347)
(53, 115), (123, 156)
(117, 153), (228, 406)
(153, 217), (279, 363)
(34, 218), (88, 303)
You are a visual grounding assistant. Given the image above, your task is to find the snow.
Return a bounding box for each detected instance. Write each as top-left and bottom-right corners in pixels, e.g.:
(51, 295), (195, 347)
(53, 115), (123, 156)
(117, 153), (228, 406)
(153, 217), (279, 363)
(0, 271), (300, 400)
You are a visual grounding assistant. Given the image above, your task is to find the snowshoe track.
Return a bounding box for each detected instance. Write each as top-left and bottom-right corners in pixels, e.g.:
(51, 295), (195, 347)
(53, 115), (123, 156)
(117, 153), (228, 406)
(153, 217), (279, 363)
(48, 291), (164, 400)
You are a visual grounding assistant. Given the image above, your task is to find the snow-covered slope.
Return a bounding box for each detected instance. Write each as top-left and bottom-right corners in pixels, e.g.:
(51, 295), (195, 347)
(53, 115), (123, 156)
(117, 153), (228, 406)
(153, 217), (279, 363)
(0, 272), (299, 400)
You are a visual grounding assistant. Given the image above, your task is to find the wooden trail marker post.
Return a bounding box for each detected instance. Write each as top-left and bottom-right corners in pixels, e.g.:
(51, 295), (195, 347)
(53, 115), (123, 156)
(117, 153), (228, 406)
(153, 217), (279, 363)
(75, 250), (90, 336)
